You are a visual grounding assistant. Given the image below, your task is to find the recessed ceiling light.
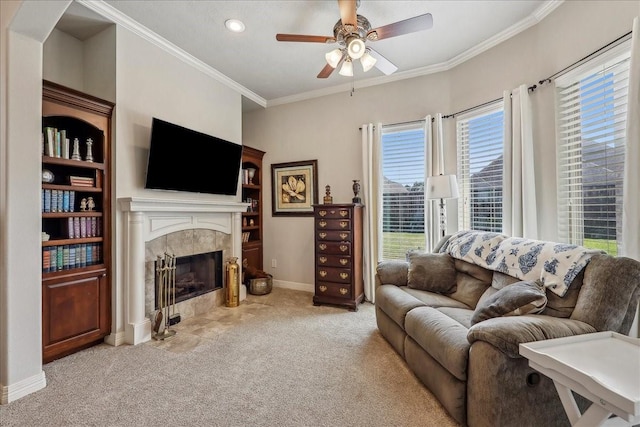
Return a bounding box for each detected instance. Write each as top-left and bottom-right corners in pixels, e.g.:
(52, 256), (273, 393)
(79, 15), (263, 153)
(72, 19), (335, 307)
(225, 19), (245, 33)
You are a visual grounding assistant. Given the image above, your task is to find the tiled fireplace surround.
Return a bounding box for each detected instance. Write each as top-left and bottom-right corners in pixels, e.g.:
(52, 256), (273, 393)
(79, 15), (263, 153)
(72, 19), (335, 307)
(119, 197), (248, 345)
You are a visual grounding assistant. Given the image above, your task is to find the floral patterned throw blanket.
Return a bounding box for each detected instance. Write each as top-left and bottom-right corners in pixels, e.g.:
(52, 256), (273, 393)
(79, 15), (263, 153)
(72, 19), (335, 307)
(444, 230), (605, 297)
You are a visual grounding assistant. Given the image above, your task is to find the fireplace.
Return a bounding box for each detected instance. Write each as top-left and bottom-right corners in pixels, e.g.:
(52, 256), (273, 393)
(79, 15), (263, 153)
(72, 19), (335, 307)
(154, 251), (223, 309)
(118, 197), (248, 346)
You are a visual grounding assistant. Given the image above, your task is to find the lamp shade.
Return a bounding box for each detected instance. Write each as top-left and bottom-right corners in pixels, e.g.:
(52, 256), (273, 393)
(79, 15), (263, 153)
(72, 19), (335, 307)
(339, 58), (353, 76)
(347, 37), (366, 59)
(360, 50), (377, 72)
(426, 174), (459, 199)
(325, 48), (343, 68)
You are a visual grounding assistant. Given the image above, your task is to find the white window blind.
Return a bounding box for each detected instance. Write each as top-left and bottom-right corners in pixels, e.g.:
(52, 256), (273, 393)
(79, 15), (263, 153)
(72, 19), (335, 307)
(457, 106), (504, 232)
(381, 123), (426, 260)
(556, 44), (630, 255)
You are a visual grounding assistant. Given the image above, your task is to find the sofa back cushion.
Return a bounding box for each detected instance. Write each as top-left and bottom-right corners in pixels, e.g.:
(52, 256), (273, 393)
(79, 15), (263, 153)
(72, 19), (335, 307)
(448, 259), (493, 309)
(407, 252), (457, 294)
(542, 270), (584, 318)
(572, 254), (640, 333)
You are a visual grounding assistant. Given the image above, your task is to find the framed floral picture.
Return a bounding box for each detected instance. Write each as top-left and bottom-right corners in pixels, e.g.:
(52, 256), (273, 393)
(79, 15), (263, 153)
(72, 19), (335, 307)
(271, 160), (318, 216)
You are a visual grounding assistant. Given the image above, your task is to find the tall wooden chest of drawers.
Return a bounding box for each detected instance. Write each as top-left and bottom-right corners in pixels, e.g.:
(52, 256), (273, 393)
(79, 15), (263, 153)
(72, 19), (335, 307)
(312, 204), (364, 311)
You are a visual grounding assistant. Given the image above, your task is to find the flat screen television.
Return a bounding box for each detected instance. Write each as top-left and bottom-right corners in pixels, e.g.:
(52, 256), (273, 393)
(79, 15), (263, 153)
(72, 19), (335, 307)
(145, 117), (242, 195)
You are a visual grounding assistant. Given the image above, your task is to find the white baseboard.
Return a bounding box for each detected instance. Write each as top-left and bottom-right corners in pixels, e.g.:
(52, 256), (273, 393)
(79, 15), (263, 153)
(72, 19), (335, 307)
(1, 370), (46, 404)
(104, 330), (126, 347)
(273, 279), (313, 293)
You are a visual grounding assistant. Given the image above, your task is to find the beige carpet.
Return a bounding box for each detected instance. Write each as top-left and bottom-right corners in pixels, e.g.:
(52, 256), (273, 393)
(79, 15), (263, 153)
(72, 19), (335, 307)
(1, 288), (458, 426)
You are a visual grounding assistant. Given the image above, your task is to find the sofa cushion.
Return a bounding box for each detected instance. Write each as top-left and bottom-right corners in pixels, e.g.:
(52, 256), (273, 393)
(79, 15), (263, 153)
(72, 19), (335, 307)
(407, 252), (457, 294)
(447, 259), (493, 309)
(467, 315), (596, 358)
(405, 306), (471, 381)
(375, 284), (426, 329)
(542, 269), (584, 318)
(401, 287), (471, 309)
(437, 307), (474, 329)
(471, 280), (547, 326)
(375, 260), (408, 287)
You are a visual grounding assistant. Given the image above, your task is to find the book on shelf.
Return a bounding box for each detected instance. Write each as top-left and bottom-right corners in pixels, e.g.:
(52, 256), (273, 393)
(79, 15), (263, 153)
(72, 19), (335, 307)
(44, 127), (55, 157)
(69, 176), (95, 187)
(43, 189), (51, 213)
(42, 248), (51, 273)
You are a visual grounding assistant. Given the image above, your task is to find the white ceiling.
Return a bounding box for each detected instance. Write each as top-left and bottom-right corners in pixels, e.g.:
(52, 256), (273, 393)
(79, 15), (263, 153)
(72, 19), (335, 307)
(57, 1), (561, 109)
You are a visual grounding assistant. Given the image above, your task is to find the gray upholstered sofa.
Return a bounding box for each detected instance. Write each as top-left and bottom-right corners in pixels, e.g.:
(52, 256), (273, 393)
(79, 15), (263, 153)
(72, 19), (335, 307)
(375, 230), (640, 426)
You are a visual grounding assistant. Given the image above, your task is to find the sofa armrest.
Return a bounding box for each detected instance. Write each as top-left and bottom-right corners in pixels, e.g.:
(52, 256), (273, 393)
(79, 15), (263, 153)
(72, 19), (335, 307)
(375, 260), (408, 288)
(467, 315), (597, 358)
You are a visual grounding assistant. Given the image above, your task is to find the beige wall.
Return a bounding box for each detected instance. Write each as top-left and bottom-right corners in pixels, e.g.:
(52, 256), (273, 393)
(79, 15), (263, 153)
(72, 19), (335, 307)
(243, 0), (639, 291)
(112, 25), (242, 341)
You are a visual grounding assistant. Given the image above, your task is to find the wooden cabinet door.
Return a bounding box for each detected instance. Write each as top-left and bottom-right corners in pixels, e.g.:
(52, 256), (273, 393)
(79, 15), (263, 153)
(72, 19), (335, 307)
(43, 269), (110, 362)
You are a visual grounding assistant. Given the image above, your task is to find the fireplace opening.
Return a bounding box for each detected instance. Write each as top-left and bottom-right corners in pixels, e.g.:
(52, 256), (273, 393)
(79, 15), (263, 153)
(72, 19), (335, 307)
(155, 250), (223, 309)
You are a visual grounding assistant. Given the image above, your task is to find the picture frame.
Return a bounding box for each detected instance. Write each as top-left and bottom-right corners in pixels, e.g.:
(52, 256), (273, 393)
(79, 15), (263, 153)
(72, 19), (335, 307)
(271, 160), (318, 216)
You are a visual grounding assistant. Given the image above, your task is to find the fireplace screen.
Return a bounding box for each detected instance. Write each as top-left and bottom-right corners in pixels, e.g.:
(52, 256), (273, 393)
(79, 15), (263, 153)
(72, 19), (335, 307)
(155, 250), (222, 308)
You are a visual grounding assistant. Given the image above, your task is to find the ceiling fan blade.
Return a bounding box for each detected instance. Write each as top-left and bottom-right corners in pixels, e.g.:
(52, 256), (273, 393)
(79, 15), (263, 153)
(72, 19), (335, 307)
(367, 13), (433, 41)
(338, 0), (357, 29)
(317, 63), (336, 79)
(368, 48), (398, 75)
(276, 34), (336, 43)
(317, 54), (345, 79)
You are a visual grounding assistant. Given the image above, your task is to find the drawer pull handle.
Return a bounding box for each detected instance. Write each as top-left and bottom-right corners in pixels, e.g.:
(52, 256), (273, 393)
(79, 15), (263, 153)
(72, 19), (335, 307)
(340, 273), (349, 280)
(319, 256), (328, 264)
(319, 270), (327, 277)
(319, 220), (327, 228)
(319, 244), (327, 250)
(339, 233), (348, 240)
(339, 221), (348, 228)
(319, 210), (327, 217)
(319, 232), (327, 239)
(340, 211), (348, 217)
(339, 245), (348, 252)
(339, 288), (348, 295)
(340, 259), (348, 265)
(319, 285), (327, 292)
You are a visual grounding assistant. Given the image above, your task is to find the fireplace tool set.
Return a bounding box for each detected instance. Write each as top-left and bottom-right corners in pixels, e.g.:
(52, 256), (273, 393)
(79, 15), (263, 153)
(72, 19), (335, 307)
(153, 253), (180, 340)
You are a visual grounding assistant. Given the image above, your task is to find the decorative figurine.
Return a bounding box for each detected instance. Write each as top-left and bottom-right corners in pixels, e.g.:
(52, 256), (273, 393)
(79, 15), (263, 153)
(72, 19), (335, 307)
(85, 138), (94, 162)
(243, 217), (248, 227)
(249, 218), (255, 226)
(80, 197), (87, 211)
(71, 138), (81, 161)
(352, 180), (361, 204)
(323, 185), (333, 204)
(86, 196), (95, 211)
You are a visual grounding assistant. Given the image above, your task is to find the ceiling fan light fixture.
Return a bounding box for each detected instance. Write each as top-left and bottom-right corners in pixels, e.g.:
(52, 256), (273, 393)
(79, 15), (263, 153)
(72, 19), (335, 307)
(325, 48), (343, 68)
(360, 49), (377, 72)
(346, 37), (365, 59)
(224, 19), (245, 33)
(339, 58), (353, 77)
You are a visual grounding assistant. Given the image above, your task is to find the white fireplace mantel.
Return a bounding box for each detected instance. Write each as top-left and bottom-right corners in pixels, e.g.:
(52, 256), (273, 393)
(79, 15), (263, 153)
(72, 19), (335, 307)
(118, 197), (248, 345)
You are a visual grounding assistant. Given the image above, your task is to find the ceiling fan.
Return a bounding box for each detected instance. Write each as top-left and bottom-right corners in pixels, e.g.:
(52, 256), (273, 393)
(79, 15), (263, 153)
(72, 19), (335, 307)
(275, 0), (433, 78)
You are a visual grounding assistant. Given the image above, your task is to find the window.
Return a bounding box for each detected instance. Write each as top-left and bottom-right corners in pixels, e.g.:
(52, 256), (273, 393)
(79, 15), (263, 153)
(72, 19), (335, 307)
(456, 105), (504, 232)
(555, 43), (630, 255)
(381, 123), (426, 260)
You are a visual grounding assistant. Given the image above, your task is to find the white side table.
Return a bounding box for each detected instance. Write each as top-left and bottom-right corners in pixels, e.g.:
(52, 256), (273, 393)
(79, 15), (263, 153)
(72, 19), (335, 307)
(519, 331), (640, 427)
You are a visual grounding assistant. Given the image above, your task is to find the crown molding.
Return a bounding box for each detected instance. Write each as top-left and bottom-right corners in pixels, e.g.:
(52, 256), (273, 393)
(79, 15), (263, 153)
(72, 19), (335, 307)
(267, 0), (564, 108)
(77, 0), (267, 108)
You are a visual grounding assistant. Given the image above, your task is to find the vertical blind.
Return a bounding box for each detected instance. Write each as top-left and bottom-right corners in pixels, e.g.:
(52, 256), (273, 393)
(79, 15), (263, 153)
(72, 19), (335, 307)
(457, 107), (504, 232)
(381, 124), (426, 260)
(556, 48), (630, 255)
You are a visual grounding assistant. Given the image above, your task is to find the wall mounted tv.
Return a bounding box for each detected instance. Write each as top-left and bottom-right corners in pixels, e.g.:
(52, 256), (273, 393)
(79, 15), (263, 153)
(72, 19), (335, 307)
(145, 117), (242, 196)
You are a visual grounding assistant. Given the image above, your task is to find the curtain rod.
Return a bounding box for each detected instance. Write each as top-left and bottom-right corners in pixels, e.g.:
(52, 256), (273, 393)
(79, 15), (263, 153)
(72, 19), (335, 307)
(359, 118), (427, 131)
(538, 30), (632, 86)
(442, 97), (502, 119)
